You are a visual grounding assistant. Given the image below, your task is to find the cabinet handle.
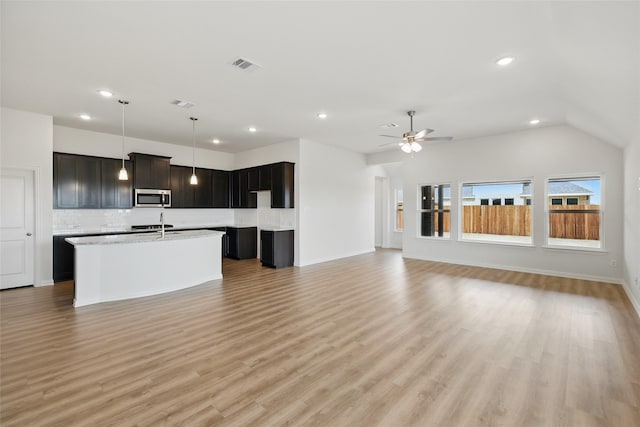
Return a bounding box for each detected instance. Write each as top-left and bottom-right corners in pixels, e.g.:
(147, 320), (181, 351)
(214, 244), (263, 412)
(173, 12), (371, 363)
(26, 232), (32, 236)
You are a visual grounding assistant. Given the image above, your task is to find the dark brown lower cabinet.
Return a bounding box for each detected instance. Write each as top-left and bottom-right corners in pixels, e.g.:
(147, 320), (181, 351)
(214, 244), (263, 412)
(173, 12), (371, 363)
(260, 229), (294, 268)
(226, 227), (257, 259)
(53, 236), (75, 282)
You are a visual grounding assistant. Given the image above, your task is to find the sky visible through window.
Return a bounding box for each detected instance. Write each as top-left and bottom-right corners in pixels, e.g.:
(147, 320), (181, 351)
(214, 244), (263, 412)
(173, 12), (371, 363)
(463, 179), (601, 205)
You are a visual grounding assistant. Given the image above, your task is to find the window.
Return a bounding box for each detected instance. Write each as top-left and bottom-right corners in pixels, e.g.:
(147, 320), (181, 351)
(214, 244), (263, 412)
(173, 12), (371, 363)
(551, 198), (563, 205)
(395, 189), (403, 231)
(480, 199), (489, 206)
(461, 180), (532, 245)
(547, 177), (601, 249)
(566, 197), (578, 205)
(419, 184), (450, 238)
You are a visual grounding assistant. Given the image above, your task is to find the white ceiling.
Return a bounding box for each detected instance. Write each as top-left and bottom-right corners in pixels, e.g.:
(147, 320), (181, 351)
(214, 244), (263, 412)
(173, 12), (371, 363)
(2, 1), (638, 154)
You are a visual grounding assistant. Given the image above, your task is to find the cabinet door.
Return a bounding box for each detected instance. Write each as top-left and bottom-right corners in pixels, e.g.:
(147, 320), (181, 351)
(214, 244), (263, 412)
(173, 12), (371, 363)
(53, 236), (75, 282)
(194, 168), (213, 208)
(54, 153), (79, 208)
(226, 227), (257, 259)
(212, 170), (229, 208)
(230, 171), (241, 208)
(271, 162), (294, 208)
(101, 158), (133, 208)
(53, 153), (101, 209)
(260, 230), (274, 265)
(170, 165), (195, 208)
(259, 165), (272, 190)
(231, 170), (256, 208)
(247, 167), (260, 192)
(131, 153), (171, 190)
(226, 227), (238, 258)
(77, 156), (101, 208)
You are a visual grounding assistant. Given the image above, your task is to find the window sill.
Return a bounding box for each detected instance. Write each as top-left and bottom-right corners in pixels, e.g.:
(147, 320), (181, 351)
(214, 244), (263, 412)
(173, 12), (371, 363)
(417, 235), (451, 241)
(458, 239), (535, 248)
(542, 245), (607, 254)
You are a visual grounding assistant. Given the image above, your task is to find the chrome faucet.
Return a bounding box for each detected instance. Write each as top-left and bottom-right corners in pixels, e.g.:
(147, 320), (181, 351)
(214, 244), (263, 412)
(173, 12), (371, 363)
(160, 210), (165, 239)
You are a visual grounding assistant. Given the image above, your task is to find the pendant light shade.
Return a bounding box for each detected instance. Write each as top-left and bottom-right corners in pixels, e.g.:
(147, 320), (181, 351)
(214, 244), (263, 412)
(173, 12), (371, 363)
(190, 117), (198, 185)
(118, 99), (129, 181)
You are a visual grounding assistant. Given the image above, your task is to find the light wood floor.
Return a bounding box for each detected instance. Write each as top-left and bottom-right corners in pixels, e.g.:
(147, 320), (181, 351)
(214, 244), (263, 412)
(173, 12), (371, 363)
(1, 249), (639, 426)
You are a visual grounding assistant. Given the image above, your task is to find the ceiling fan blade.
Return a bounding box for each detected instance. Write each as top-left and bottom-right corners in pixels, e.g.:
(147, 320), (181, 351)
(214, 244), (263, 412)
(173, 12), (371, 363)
(414, 128), (434, 139)
(415, 136), (453, 142)
(378, 134), (401, 139)
(378, 141), (404, 147)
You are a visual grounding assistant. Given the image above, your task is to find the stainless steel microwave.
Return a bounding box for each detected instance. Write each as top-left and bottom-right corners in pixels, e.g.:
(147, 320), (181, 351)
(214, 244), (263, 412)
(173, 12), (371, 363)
(134, 189), (171, 207)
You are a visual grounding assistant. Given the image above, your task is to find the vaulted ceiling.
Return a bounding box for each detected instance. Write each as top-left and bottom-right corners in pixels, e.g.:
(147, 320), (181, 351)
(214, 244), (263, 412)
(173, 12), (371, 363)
(2, 1), (638, 153)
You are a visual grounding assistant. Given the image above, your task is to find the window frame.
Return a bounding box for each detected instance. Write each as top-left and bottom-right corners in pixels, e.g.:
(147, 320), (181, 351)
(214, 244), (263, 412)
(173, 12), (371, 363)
(458, 179), (534, 247)
(417, 183), (451, 240)
(394, 189), (404, 232)
(544, 175), (604, 251)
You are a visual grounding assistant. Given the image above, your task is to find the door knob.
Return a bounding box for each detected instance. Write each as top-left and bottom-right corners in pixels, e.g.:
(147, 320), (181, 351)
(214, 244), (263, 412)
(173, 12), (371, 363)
(26, 232), (32, 236)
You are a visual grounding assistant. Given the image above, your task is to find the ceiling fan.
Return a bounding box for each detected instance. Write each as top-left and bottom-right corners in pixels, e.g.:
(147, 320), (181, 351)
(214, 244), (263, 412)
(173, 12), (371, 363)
(379, 110), (453, 153)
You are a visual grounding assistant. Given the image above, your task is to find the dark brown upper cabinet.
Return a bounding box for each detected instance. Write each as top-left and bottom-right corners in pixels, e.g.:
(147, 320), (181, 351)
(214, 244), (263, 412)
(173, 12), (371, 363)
(211, 169), (230, 208)
(271, 162), (294, 208)
(194, 168), (213, 208)
(231, 169), (257, 209)
(258, 165), (272, 190)
(169, 165), (195, 208)
(129, 152), (171, 190)
(53, 153), (101, 209)
(100, 158), (133, 209)
(247, 167), (260, 192)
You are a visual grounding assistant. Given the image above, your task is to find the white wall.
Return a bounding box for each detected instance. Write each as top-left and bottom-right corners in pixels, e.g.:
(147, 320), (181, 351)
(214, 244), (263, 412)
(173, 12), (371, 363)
(298, 139), (385, 266)
(1, 108), (54, 285)
(400, 125), (624, 284)
(623, 130), (640, 314)
(54, 125), (235, 170)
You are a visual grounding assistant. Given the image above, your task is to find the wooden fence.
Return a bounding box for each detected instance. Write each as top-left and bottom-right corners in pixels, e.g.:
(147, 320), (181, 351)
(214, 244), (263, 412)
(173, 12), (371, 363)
(548, 205), (600, 240)
(429, 205), (600, 240)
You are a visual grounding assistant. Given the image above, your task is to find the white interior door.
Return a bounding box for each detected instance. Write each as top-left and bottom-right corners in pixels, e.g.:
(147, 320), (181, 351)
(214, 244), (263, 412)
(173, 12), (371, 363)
(1, 169), (35, 289)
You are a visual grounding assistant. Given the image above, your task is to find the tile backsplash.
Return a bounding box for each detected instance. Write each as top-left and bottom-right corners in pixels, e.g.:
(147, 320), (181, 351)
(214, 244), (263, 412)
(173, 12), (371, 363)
(53, 193), (296, 233)
(53, 208), (235, 233)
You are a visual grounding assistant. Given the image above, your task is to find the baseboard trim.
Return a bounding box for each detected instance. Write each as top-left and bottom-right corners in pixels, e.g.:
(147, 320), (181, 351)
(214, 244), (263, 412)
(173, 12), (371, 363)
(298, 248), (376, 267)
(36, 279), (54, 287)
(621, 280), (640, 319)
(402, 251), (623, 285)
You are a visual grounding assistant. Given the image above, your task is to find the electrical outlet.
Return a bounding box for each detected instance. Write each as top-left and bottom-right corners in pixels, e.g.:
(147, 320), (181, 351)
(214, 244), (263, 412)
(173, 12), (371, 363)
(609, 259), (617, 267)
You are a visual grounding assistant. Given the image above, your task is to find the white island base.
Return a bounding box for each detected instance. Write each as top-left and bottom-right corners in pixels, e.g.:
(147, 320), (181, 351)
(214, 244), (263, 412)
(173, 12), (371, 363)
(66, 230), (223, 307)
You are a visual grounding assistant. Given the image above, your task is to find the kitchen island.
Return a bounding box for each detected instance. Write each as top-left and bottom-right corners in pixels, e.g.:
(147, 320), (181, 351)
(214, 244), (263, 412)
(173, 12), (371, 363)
(66, 230), (224, 307)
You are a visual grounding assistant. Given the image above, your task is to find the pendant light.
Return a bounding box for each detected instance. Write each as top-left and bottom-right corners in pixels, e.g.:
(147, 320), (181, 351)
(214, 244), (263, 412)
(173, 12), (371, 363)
(118, 99), (129, 180)
(189, 117), (198, 185)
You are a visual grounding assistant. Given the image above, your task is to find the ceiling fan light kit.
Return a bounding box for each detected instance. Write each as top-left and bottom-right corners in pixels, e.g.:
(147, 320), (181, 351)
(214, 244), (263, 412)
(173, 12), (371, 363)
(379, 110), (453, 153)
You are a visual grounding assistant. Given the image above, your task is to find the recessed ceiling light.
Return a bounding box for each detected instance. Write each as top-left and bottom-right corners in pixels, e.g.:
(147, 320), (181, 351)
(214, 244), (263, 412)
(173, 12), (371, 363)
(80, 114), (91, 120)
(317, 112), (328, 119)
(212, 139), (221, 144)
(98, 90), (113, 98)
(496, 56), (514, 66)
(529, 118), (541, 125)
(248, 126), (257, 133)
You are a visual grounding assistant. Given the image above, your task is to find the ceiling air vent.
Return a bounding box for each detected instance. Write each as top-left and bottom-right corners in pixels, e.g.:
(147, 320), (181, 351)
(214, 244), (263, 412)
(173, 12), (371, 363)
(231, 57), (260, 71)
(171, 99), (195, 109)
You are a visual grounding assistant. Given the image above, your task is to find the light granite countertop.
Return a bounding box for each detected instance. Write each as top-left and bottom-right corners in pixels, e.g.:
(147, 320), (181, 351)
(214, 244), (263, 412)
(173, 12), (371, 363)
(53, 224), (258, 236)
(65, 229), (224, 246)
